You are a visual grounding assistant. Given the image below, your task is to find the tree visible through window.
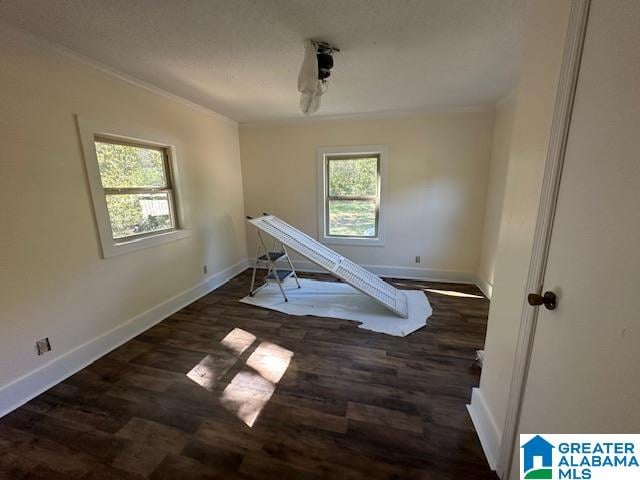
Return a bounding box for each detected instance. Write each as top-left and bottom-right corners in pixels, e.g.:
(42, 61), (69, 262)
(326, 155), (380, 237)
(94, 138), (177, 240)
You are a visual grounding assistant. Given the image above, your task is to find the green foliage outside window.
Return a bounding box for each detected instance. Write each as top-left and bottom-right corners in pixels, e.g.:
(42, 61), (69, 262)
(328, 157), (377, 197)
(329, 200), (376, 236)
(95, 141), (173, 239)
(327, 157), (379, 237)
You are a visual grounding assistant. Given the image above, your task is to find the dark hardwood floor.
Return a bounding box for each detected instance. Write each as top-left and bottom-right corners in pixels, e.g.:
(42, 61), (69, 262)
(0, 270), (496, 479)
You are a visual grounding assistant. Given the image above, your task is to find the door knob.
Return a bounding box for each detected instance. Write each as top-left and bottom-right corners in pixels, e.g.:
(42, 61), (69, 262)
(527, 291), (557, 310)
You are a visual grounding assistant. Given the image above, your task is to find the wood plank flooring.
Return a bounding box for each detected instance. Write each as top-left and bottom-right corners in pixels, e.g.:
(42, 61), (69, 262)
(0, 271), (497, 479)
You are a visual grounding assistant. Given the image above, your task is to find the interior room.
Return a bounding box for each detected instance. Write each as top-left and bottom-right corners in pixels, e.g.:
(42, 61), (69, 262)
(1, 1), (638, 479)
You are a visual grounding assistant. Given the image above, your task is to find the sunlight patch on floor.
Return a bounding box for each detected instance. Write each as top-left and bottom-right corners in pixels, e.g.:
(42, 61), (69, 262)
(246, 341), (293, 383)
(222, 341), (294, 427)
(220, 371), (276, 428)
(423, 288), (484, 299)
(186, 328), (293, 428)
(221, 328), (257, 355)
(186, 354), (222, 392)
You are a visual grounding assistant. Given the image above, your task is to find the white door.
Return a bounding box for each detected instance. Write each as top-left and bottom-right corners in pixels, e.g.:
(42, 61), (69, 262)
(511, 0), (640, 477)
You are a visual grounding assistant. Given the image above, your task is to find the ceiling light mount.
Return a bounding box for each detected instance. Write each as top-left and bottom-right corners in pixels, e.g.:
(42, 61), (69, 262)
(298, 40), (339, 115)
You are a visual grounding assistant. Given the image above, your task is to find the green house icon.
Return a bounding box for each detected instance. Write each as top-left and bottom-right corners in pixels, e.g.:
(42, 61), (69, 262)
(521, 435), (554, 479)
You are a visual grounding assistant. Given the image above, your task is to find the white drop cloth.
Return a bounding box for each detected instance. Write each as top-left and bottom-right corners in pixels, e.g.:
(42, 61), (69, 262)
(240, 278), (432, 337)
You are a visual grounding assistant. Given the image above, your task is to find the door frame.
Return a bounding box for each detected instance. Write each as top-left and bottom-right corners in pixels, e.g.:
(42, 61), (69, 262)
(497, 1), (591, 478)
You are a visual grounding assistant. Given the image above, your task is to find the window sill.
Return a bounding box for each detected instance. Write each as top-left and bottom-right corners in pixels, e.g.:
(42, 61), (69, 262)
(102, 229), (191, 258)
(320, 235), (385, 247)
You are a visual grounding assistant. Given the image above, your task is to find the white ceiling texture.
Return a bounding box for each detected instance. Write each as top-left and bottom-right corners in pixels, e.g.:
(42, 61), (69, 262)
(0, 0), (527, 123)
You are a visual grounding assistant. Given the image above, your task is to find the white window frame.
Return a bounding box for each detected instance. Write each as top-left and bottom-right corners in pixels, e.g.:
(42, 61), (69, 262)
(317, 145), (388, 247)
(77, 115), (190, 258)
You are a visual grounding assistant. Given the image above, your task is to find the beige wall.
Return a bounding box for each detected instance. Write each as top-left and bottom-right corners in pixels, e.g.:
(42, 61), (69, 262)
(0, 34), (247, 390)
(476, 93), (517, 298)
(473, 0), (572, 465)
(239, 111), (495, 279)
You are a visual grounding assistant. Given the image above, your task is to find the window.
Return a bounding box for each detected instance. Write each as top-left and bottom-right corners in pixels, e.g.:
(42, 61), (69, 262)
(95, 138), (177, 240)
(317, 146), (387, 246)
(77, 116), (189, 258)
(326, 155), (379, 237)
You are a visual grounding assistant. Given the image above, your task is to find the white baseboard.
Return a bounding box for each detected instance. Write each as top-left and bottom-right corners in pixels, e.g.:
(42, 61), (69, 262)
(467, 387), (501, 471)
(0, 258), (249, 418)
(475, 277), (493, 299)
(252, 258), (478, 284)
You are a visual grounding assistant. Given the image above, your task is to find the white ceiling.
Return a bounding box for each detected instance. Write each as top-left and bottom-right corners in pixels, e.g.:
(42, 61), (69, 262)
(0, 0), (527, 123)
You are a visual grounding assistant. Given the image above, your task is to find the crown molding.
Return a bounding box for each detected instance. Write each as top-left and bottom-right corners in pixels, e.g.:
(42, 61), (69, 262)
(0, 22), (238, 127)
(240, 103), (496, 128)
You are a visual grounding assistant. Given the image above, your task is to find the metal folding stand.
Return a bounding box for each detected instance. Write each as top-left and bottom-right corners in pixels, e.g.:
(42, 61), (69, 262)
(248, 216), (300, 302)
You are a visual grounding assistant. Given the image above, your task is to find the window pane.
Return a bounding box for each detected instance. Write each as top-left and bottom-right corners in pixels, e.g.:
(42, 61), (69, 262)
(105, 192), (173, 239)
(328, 200), (376, 237)
(95, 140), (167, 188)
(328, 157), (378, 197)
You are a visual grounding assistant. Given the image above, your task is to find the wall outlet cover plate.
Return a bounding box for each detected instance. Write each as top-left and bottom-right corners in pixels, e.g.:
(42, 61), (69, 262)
(36, 338), (51, 355)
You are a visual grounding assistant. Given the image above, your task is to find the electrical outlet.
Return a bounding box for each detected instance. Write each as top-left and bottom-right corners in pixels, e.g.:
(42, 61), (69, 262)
(203, 265), (208, 275)
(415, 255), (421, 263)
(36, 338), (51, 356)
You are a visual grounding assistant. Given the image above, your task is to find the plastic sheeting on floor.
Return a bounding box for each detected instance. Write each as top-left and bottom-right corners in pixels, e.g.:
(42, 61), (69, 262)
(239, 278), (432, 337)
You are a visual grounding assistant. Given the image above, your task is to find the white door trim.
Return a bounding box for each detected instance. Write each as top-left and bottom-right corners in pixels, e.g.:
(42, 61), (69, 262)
(497, 1), (592, 478)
